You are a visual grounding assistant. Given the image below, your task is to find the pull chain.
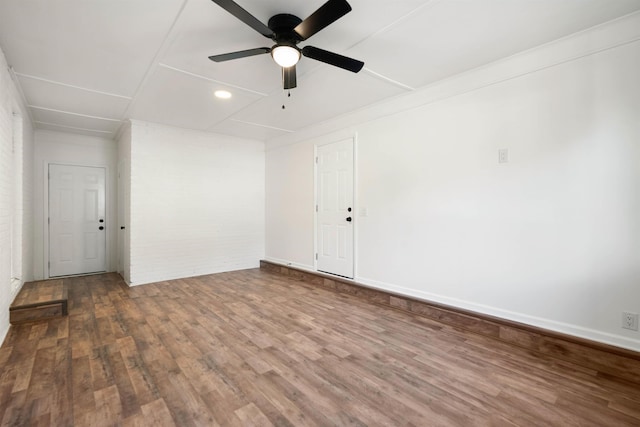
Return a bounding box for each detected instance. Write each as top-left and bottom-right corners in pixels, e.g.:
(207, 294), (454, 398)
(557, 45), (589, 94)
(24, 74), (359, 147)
(281, 90), (291, 110)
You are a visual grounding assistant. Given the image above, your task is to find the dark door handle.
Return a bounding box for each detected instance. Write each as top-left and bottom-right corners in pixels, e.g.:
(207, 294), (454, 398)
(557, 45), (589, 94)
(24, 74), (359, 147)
(99, 226), (104, 230)
(99, 219), (104, 223)
(346, 217), (352, 222)
(120, 226), (125, 230)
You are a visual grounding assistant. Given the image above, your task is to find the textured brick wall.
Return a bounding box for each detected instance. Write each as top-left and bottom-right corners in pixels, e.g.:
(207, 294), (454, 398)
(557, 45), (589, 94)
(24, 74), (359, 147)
(0, 47), (34, 341)
(128, 121), (265, 286)
(21, 113), (34, 287)
(0, 50), (12, 335)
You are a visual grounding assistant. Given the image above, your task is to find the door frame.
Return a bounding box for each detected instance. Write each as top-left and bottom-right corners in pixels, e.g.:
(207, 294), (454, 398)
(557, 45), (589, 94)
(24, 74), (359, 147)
(43, 161), (111, 279)
(313, 134), (358, 279)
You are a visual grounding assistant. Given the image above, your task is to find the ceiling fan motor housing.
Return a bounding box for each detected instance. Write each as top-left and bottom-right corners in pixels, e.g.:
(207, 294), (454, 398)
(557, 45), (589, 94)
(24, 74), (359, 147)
(268, 14), (303, 46)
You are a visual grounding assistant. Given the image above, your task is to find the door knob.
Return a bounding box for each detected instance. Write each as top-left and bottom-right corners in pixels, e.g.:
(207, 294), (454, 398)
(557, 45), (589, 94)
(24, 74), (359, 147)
(99, 226), (104, 230)
(346, 217), (352, 222)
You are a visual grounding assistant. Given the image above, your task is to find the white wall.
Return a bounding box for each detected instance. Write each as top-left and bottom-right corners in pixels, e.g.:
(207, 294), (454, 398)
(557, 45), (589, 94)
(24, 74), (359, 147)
(117, 123), (131, 283)
(265, 141), (315, 269)
(127, 121), (264, 285)
(33, 129), (117, 279)
(265, 18), (640, 351)
(0, 46), (34, 342)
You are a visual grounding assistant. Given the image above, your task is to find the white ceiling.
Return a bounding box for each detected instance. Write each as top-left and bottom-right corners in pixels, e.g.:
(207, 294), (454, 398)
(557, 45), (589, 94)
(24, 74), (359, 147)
(1, 0), (640, 141)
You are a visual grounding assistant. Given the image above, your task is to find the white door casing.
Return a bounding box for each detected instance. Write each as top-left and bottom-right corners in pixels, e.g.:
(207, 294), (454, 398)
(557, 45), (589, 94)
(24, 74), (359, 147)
(316, 139), (354, 278)
(117, 159), (124, 276)
(49, 164), (107, 277)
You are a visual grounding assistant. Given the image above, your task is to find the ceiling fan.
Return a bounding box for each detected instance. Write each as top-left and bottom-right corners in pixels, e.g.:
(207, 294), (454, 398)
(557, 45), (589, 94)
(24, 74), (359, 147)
(208, 0), (364, 90)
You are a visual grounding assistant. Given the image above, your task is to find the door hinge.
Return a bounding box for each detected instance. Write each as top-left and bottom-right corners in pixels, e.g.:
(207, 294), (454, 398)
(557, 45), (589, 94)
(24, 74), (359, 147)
(48, 217), (50, 224)
(315, 253), (318, 260)
(315, 156), (318, 164)
(315, 204), (318, 212)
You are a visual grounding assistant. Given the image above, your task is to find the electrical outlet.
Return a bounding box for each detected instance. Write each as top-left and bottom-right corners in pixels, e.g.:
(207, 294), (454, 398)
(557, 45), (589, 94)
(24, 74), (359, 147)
(622, 312), (639, 331)
(498, 148), (509, 164)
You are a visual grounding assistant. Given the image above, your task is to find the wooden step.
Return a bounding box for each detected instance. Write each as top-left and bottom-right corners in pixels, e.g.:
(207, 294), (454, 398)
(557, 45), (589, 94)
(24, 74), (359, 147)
(10, 279), (68, 324)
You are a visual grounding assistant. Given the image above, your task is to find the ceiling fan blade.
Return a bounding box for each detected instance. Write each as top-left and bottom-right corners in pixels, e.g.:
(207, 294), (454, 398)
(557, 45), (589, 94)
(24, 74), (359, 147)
(302, 46), (364, 73)
(209, 47), (270, 62)
(211, 0), (274, 38)
(283, 65), (297, 89)
(294, 0), (352, 41)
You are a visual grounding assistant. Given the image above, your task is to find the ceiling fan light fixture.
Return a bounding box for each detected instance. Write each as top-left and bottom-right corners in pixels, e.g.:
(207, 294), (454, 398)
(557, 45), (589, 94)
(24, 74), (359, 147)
(271, 45), (300, 68)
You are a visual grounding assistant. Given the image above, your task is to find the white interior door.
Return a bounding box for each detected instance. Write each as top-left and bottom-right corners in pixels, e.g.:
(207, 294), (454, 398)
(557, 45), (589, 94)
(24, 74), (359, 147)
(316, 139), (354, 278)
(49, 164), (106, 277)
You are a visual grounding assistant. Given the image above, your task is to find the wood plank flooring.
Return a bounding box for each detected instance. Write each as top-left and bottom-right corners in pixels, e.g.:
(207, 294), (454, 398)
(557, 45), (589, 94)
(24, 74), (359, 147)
(10, 279), (67, 324)
(1, 270), (639, 426)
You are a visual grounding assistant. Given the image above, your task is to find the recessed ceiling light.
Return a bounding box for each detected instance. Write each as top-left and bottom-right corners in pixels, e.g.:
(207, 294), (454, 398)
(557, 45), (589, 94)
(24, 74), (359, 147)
(214, 90), (232, 99)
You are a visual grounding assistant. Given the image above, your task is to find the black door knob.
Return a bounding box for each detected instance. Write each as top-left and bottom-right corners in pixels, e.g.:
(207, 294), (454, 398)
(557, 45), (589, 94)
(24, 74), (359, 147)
(346, 217), (352, 222)
(99, 219), (104, 223)
(347, 207), (352, 212)
(120, 226), (125, 230)
(99, 226), (104, 230)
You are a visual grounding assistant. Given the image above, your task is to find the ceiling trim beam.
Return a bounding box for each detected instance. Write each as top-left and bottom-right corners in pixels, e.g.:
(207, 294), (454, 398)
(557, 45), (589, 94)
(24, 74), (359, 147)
(15, 72), (132, 99)
(229, 118), (294, 133)
(158, 63), (269, 97)
(34, 121), (114, 134)
(7, 66), (35, 124)
(363, 68), (414, 91)
(30, 105), (121, 122)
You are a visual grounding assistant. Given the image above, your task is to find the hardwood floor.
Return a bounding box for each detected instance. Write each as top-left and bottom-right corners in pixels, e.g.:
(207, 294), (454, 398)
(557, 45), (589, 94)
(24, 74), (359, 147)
(10, 279), (67, 325)
(1, 270), (639, 426)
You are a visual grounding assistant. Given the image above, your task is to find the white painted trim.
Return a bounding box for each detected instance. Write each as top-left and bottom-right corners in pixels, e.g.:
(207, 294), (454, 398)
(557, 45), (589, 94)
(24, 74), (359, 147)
(355, 275), (640, 352)
(352, 133), (359, 280)
(29, 105), (121, 122)
(229, 118), (295, 133)
(263, 256), (315, 273)
(363, 68), (414, 91)
(34, 121), (114, 134)
(7, 67), (35, 125)
(313, 144), (318, 272)
(14, 72), (132, 99)
(158, 63), (269, 97)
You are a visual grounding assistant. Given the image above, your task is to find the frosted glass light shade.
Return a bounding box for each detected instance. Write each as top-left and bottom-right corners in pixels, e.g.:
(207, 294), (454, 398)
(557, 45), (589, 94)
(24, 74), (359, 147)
(272, 45), (300, 67)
